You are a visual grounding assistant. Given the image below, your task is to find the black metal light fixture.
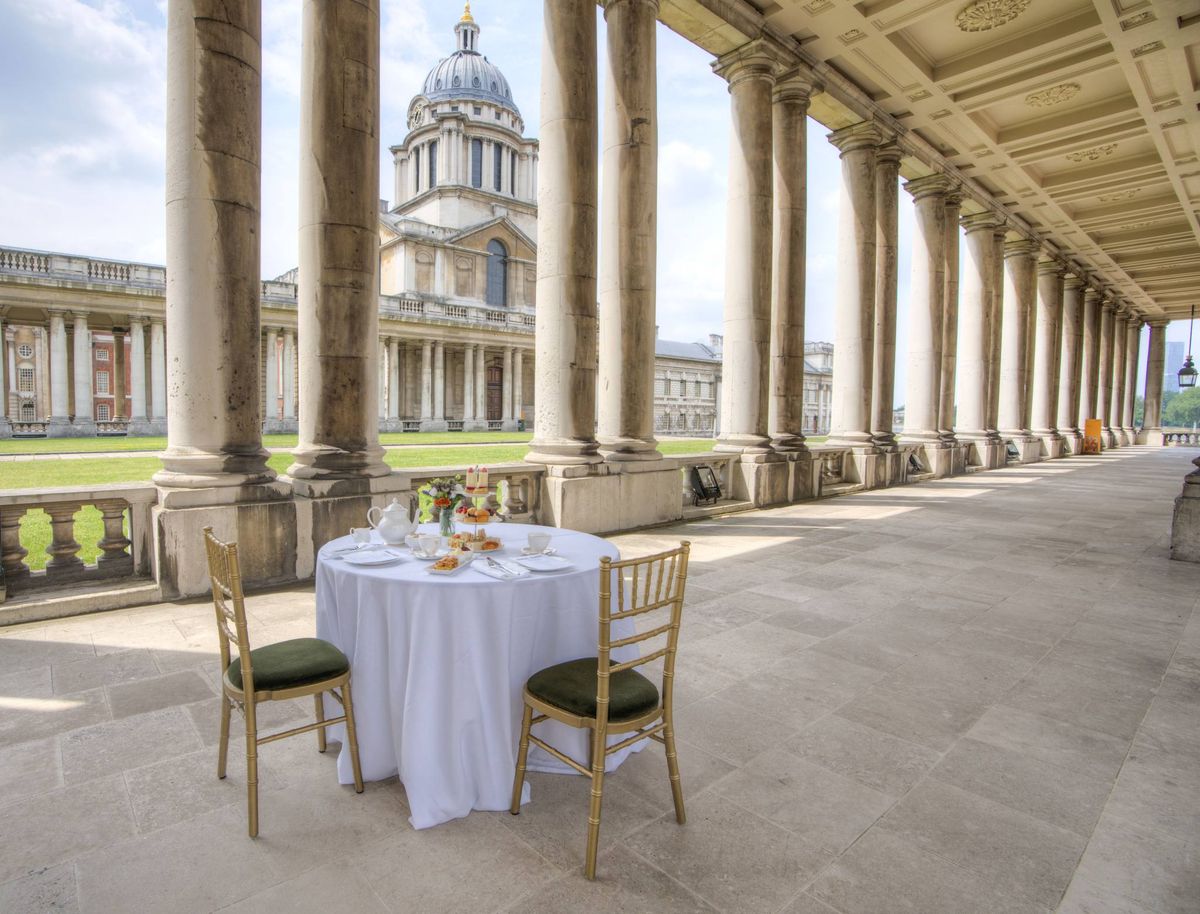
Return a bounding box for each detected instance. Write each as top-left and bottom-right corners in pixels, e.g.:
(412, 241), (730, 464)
(1180, 304), (1198, 389)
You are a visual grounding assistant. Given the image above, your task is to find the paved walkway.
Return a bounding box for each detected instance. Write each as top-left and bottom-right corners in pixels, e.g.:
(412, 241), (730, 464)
(0, 448), (1196, 913)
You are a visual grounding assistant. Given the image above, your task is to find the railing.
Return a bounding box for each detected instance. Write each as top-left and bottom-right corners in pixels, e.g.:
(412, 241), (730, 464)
(487, 420), (503, 431)
(87, 260), (132, 282)
(486, 310), (507, 323)
(1165, 432), (1200, 446)
(0, 249), (49, 273)
(447, 420), (464, 431)
(406, 463), (544, 523)
(444, 305), (469, 320)
(95, 419), (129, 436)
(672, 453), (737, 508)
(394, 298), (425, 315)
(0, 484), (157, 602)
(9, 422), (48, 437)
(402, 420), (421, 432)
(811, 446), (847, 484)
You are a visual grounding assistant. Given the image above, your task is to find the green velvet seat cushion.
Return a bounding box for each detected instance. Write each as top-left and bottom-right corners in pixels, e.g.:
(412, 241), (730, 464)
(228, 638), (349, 692)
(527, 658), (659, 721)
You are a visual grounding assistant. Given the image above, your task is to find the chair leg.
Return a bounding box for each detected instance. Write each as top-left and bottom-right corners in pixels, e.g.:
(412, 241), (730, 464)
(244, 703), (260, 838)
(663, 721), (686, 825)
(314, 693), (327, 753)
(510, 703), (533, 815)
(217, 693), (232, 780)
(341, 680), (365, 794)
(584, 725), (607, 881)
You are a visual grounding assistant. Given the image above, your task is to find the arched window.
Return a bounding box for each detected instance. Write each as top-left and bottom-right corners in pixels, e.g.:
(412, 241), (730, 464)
(485, 239), (508, 307)
(471, 139), (483, 188)
(428, 140), (438, 188)
(413, 146), (421, 194)
(19, 403), (35, 422)
(493, 143), (503, 191)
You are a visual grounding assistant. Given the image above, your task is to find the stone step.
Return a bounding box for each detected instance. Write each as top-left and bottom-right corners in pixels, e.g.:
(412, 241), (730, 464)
(0, 580), (162, 627)
(682, 499), (757, 521)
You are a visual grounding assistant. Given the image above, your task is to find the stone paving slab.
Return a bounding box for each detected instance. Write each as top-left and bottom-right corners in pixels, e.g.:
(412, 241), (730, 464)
(0, 448), (1197, 913)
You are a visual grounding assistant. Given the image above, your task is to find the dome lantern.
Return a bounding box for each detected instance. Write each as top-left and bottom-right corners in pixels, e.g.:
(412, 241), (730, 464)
(454, 3), (480, 54)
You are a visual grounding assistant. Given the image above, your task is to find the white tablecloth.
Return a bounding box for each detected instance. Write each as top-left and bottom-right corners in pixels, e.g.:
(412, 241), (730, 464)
(315, 522), (641, 829)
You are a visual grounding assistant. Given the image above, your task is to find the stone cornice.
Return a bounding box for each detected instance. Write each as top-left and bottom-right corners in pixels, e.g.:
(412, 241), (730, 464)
(712, 37), (786, 85)
(1003, 238), (1039, 259)
(960, 212), (1005, 233)
(772, 64), (822, 104)
(904, 173), (956, 201)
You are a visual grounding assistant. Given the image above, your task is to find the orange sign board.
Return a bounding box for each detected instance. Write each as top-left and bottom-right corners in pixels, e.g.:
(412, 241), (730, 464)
(1082, 419), (1103, 454)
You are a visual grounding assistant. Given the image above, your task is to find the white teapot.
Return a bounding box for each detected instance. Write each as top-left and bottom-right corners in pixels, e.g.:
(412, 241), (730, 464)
(367, 497), (417, 544)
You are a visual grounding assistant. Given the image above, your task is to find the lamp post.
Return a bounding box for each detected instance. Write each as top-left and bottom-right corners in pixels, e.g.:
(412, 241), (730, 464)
(1180, 305), (1198, 389)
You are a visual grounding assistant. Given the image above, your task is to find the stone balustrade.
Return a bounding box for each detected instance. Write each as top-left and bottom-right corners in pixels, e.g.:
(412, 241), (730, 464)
(1165, 431), (1200, 446)
(95, 419), (130, 436)
(0, 484), (157, 602)
(9, 422), (49, 438)
(405, 463), (545, 524)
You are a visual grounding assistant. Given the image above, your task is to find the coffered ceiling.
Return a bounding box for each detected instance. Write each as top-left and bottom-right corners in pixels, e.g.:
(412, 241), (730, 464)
(655, 0), (1200, 320)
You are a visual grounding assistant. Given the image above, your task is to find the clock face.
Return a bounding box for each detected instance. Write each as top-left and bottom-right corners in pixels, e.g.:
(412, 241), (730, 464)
(408, 102), (426, 129)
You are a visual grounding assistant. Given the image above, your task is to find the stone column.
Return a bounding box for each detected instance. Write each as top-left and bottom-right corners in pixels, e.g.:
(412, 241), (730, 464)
(901, 174), (950, 447)
(475, 344), (486, 422)
(826, 122), (883, 456)
(998, 240), (1037, 445)
(1142, 320), (1167, 442)
(386, 337), (400, 425)
(1057, 274), (1084, 452)
(1030, 259), (1064, 451)
(433, 340), (446, 424)
(71, 313), (96, 433)
(149, 318), (166, 427)
(128, 317), (148, 428)
(1110, 310), (1128, 446)
(1123, 317), (1140, 441)
(986, 227), (1007, 439)
(290, 0), (391, 482)
(112, 327), (127, 422)
(419, 340), (432, 421)
(598, 0), (661, 461)
(282, 329), (296, 423)
(939, 191), (962, 444)
(157, 0), (276, 492)
(1098, 300), (1116, 444)
(870, 144), (901, 451)
(1078, 288), (1101, 428)
(525, 0), (601, 466)
(502, 345), (514, 423)
(263, 327), (278, 428)
(463, 343), (475, 424)
(767, 68), (818, 454)
(514, 348), (524, 424)
(957, 214), (1000, 445)
(0, 310), (8, 431)
(47, 310), (70, 432)
(713, 42), (776, 457)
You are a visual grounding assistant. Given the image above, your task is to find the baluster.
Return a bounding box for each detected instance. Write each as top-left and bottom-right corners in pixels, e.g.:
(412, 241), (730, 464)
(96, 500), (132, 565)
(503, 476), (527, 516)
(0, 508), (30, 583)
(43, 503), (84, 575)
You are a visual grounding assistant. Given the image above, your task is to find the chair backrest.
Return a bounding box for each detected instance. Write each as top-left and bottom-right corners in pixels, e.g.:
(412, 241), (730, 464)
(596, 541), (690, 724)
(202, 526), (255, 692)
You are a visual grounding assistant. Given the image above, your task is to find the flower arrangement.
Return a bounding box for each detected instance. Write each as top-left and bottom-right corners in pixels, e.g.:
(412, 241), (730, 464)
(418, 476), (463, 523)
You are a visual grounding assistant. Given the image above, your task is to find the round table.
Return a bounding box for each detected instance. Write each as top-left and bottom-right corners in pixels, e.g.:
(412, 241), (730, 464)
(315, 521), (641, 829)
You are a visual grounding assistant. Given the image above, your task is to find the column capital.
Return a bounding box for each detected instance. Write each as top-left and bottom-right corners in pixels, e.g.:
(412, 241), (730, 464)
(1148, 318), (1169, 329)
(127, 314), (147, 328)
(960, 212), (1005, 234)
(943, 188), (965, 208)
(875, 141), (903, 167)
(69, 310), (91, 323)
(903, 173), (955, 201)
(149, 315), (165, 327)
(1083, 287), (1102, 303)
(1063, 273), (1085, 290)
(772, 64), (822, 103)
(1101, 298), (1118, 314)
(828, 121), (886, 156)
(1003, 238), (1039, 259)
(712, 38), (784, 86)
(1036, 258), (1065, 277)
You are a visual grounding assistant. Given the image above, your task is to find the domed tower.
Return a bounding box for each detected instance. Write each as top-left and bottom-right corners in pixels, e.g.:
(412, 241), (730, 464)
(389, 3), (538, 234)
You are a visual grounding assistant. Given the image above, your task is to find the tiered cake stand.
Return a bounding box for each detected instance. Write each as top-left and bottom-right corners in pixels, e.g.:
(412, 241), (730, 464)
(456, 485), (497, 543)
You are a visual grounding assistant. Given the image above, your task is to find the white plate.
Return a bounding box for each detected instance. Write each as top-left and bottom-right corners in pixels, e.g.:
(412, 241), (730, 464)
(342, 549), (405, 566)
(412, 547), (452, 561)
(520, 546), (558, 556)
(425, 553), (475, 575)
(514, 554), (574, 573)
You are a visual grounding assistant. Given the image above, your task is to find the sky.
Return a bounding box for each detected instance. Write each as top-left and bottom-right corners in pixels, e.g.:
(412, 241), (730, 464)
(0, 0), (1181, 402)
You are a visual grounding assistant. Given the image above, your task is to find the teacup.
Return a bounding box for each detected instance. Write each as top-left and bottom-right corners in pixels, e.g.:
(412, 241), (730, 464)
(417, 534), (441, 557)
(527, 532), (551, 553)
(350, 527), (373, 546)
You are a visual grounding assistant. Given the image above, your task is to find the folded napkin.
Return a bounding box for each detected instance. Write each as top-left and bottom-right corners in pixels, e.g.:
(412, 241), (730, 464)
(474, 559), (531, 580)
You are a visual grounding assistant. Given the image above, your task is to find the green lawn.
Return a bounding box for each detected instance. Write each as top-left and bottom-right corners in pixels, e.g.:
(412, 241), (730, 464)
(0, 430), (535, 456)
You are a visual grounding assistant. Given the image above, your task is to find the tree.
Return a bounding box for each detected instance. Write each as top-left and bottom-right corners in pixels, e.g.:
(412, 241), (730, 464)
(1134, 395), (1144, 427)
(1163, 388), (1200, 428)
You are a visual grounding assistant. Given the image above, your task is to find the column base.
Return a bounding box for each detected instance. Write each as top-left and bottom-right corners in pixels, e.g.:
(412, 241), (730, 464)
(1171, 486), (1200, 562)
(125, 419), (157, 437)
(419, 419), (449, 432)
(0, 418), (10, 439)
(1059, 431), (1083, 455)
(45, 417), (74, 438)
(1119, 427), (1136, 446)
(1012, 438), (1043, 464)
(784, 450), (819, 502)
(500, 419), (520, 433)
(289, 472), (411, 580)
(1139, 429), (1165, 446)
(1102, 427), (1118, 447)
(961, 439), (1007, 470)
(153, 481), (297, 599)
(730, 453), (790, 507)
(380, 418), (403, 434)
(839, 448), (890, 490)
(462, 419), (489, 432)
(1035, 434), (1065, 460)
(714, 433), (773, 455)
(537, 462), (680, 533)
(71, 419), (99, 438)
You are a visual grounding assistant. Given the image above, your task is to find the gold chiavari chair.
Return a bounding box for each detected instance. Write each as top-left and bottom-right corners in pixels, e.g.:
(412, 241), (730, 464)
(510, 541), (691, 880)
(203, 527), (364, 837)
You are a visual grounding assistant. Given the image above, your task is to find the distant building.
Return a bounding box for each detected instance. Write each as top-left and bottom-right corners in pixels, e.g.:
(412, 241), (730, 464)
(1165, 341), (1185, 393)
(652, 333), (834, 438)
